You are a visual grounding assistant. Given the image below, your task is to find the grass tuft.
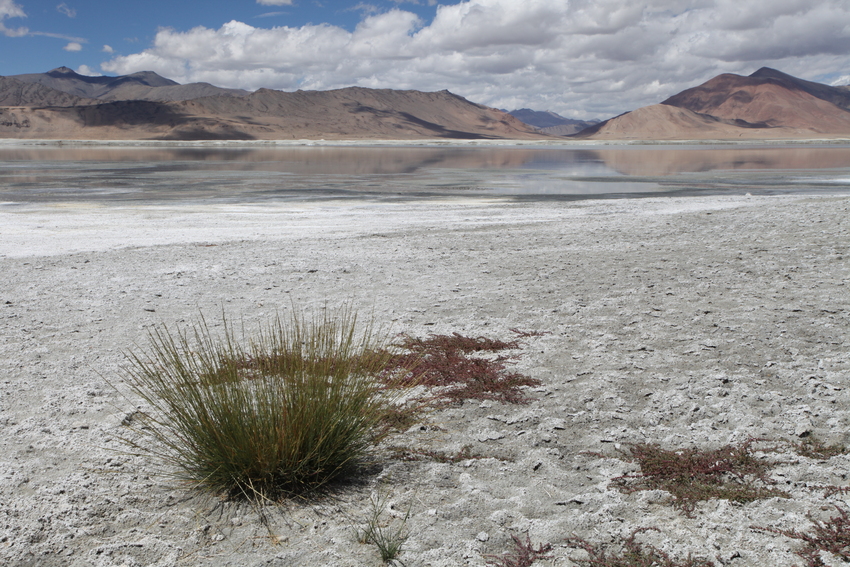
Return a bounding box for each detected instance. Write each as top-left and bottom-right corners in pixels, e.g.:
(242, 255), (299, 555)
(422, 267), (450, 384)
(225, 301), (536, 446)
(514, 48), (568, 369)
(565, 529), (713, 567)
(753, 505), (850, 567)
(612, 440), (788, 516)
(484, 534), (553, 567)
(380, 332), (541, 405)
(119, 308), (412, 502)
(356, 492), (411, 565)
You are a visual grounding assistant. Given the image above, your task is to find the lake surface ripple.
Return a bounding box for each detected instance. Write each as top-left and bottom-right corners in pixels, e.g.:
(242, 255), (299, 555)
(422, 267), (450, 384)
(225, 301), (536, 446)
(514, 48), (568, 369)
(2, 144), (850, 205)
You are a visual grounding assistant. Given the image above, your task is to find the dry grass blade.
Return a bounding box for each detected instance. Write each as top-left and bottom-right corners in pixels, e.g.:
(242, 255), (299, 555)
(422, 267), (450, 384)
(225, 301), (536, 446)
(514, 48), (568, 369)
(118, 308), (414, 502)
(387, 444), (506, 464)
(612, 440), (787, 515)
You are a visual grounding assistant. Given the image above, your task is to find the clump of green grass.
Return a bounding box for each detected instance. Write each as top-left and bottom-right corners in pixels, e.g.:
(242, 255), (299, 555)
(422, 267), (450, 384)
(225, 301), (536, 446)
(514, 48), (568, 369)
(753, 505), (850, 567)
(565, 529), (713, 567)
(484, 534), (553, 567)
(119, 308), (412, 502)
(379, 331), (541, 405)
(612, 440), (788, 516)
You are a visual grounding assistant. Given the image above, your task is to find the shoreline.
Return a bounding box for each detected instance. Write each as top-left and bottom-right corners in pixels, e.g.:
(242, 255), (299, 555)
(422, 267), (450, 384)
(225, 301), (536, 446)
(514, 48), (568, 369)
(1, 193), (849, 566)
(3, 137), (850, 148)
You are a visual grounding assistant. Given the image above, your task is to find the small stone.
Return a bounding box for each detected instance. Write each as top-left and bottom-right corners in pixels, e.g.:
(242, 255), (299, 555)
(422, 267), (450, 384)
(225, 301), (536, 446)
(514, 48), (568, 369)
(476, 430), (505, 442)
(477, 531), (489, 542)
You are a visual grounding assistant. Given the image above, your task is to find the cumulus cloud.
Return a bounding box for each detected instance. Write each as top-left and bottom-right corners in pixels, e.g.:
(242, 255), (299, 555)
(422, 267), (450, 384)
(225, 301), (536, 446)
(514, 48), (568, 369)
(63, 41), (82, 51)
(256, 0), (293, 5)
(0, 0), (28, 37)
(102, 44), (113, 53)
(77, 64), (100, 76)
(101, 0), (850, 118)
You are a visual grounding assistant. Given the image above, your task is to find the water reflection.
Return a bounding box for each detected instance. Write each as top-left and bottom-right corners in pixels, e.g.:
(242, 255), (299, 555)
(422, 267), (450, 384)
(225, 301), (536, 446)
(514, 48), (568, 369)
(2, 144), (850, 204)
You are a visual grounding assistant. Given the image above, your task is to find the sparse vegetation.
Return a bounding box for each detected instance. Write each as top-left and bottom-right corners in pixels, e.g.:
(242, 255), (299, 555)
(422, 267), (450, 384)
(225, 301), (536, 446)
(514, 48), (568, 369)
(356, 491), (412, 565)
(753, 505), (850, 567)
(612, 440), (788, 516)
(379, 332), (541, 405)
(484, 534), (553, 567)
(565, 529), (713, 567)
(791, 436), (849, 460)
(388, 444), (511, 464)
(119, 308), (413, 502)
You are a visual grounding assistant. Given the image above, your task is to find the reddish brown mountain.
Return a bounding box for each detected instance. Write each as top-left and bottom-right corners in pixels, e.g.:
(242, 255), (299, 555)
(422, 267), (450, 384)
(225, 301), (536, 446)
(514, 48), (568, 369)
(581, 68), (850, 140)
(0, 83), (546, 140)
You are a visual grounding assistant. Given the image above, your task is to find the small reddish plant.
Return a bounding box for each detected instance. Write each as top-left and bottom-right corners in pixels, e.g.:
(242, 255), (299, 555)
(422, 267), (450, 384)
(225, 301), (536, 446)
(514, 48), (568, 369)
(379, 332), (542, 405)
(612, 440), (787, 516)
(792, 436), (849, 460)
(484, 534), (553, 567)
(754, 505), (850, 567)
(565, 529), (713, 567)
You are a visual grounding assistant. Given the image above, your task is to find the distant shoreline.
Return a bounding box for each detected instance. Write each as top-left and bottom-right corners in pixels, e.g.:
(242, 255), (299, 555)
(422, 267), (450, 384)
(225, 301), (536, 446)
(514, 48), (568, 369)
(3, 137), (850, 148)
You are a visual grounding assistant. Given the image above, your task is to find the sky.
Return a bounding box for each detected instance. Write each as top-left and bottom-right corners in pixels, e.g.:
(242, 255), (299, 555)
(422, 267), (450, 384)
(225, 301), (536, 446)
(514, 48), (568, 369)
(1, 0), (850, 119)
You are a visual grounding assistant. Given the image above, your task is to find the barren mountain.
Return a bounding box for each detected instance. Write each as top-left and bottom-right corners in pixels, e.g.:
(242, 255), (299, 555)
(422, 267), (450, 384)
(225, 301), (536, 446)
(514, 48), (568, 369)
(0, 84), (546, 140)
(10, 67), (249, 102)
(0, 76), (95, 107)
(509, 108), (599, 135)
(580, 68), (850, 140)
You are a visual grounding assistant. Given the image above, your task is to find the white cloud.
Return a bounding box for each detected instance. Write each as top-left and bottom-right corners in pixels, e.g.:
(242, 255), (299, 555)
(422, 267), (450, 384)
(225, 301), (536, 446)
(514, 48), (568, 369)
(77, 64), (100, 76)
(102, 44), (113, 53)
(256, 0), (293, 5)
(63, 41), (82, 51)
(101, 0), (850, 119)
(0, 0), (28, 37)
(57, 3), (76, 18)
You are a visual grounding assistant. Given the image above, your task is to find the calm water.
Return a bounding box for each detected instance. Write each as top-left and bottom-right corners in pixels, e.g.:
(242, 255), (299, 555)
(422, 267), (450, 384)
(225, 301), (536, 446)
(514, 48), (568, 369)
(2, 143), (850, 205)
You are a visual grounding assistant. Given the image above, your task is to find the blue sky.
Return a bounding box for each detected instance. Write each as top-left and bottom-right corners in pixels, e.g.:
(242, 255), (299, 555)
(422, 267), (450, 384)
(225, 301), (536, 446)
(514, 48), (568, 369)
(2, 0), (850, 119)
(0, 1), (440, 73)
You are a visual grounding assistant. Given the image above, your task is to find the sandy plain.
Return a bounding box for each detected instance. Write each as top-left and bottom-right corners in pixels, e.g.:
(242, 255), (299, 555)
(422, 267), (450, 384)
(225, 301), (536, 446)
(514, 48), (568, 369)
(1, 193), (849, 566)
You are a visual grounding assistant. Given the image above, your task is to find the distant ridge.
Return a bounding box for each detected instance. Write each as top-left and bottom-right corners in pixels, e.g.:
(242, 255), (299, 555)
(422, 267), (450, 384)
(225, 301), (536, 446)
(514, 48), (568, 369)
(0, 71), (548, 141)
(9, 67), (250, 102)
(0, 76), (95, 107)
(508, 108), (598, 135)
(579, 67), (850, 140)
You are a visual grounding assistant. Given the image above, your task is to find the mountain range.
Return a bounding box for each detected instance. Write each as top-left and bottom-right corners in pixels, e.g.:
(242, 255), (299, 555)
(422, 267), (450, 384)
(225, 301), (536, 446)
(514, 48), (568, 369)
(579, 67), (850, 139)
(506, 109), (599, 136)
(0, 67), (542, 140)
(1, 66), (849, 140)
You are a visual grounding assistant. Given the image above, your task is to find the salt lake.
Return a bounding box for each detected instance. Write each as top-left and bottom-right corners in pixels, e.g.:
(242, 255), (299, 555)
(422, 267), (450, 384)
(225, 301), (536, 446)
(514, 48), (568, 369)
(2, 141), (850, 205)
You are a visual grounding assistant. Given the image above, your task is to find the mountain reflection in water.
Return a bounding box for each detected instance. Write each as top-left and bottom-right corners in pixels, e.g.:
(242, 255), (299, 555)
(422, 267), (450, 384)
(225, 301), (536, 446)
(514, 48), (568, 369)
(2, 144), (850, 204)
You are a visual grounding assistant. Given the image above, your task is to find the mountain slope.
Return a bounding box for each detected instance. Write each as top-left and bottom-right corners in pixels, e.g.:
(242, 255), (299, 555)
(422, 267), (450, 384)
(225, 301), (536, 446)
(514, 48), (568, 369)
(581, 68), (850, 140)
(0, 76), (95, 107)
(509, 108), (598, 135)
(0, 84), (547, 140)
(10, 67), (249, 102)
